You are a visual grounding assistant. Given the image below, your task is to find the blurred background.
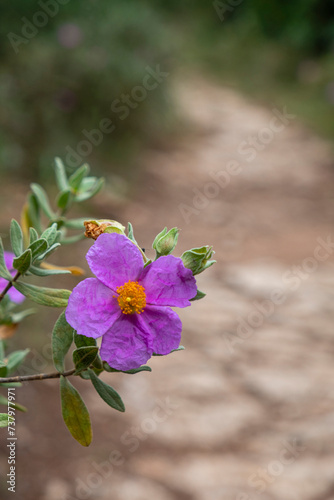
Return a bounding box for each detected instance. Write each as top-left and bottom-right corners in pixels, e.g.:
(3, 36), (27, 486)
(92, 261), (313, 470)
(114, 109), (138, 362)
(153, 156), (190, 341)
(1, 1), (334, 499)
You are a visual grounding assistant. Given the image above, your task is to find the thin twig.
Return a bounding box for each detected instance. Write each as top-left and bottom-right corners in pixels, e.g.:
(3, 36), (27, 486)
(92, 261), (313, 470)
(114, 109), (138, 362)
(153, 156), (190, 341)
(0, 271), (21, 303)
(0, 368), (76, 384)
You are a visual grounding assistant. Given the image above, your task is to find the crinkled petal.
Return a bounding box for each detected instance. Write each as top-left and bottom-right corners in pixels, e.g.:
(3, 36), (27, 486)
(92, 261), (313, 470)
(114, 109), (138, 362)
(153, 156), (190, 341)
(86, 233), (144, 291)
(139, 255), (197, 307)
(100, 314), (153, 371)
(138, 305), (182, 355)
(65, 278), (121, 338)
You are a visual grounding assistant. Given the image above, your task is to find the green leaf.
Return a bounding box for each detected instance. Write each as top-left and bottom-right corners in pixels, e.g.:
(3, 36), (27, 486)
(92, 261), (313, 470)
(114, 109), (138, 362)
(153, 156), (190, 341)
(13, 282), (71, 307)
(30, 183), (55, 219)
(55, 157), (69, 191)
(60, 376), (92, 446)
(13, 249), (32, 274)
(73, 346), (98, 373)
(0, 238), (13, 281)
(41, 224), (58, 246)
(0, 413), (8, 427)
(7, 349), (30, 375)
(52, 311), (74, 372)
(69, 164), (90, 192)
(56, 190), (73, 211)
(34, 243), (60, 263)
(29, 266), (70, 277)
(75, 178), (104, 202)
(0, 361), (7, 377)
(103, 362), (152, 375)
(0, 396), (27, 412)
(127, 222), (139, 245)
(74, 333), (97, 349)
(10, 219), (23, 257)
(29, 238), (48, 260)
(190, 290), (206, 301)
(0, 341), (5, 360)
(11, 308), (36, 323)
(153, 346), (185, 356)
(88, 369), (125, 412)
(29, 227), (39, 244)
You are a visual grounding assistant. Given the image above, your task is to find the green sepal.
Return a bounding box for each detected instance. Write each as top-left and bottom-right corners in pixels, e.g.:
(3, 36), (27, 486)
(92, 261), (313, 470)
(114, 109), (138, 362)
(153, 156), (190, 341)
(103, 362), (152, 375)
(190, 290), (206, 301)
(13, 282), (71, 307)
(73, 346), (98, 373)
(52, 311), (74, 372)
(127, 222), (139, 245)
(88, 369), (125, 412)
(60, 376), (92, 446)
(152, 346), (185, 356)
(10, 219), (23, 257)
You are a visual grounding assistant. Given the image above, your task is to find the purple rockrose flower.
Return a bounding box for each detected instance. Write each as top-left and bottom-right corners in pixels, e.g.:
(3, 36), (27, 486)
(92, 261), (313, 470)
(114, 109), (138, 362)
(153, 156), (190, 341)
(66, 233), (197, 370)
(0, 252), (25, 304)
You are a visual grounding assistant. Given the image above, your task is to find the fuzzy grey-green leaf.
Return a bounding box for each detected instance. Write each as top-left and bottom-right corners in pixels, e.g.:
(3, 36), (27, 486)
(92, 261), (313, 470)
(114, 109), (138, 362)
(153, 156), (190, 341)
(52, 311), (74, 372)
(0, 238), (13, 281)
(14, 282), (71, 307)
(10, 219), (23, 257)
(88, 369), (125, 412)
(73, 347), (98, 373)
(60, 376), (92, 446)
(13, 249), (32, 274)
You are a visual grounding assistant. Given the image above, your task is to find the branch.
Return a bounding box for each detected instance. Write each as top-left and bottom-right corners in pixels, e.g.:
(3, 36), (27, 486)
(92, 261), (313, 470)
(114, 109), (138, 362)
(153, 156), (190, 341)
(0, 368), (76, 384)
(0, 271), (21, 303)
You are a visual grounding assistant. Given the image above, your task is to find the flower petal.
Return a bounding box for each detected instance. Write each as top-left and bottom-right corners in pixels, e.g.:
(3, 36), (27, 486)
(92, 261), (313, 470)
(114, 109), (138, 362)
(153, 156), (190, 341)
(8, 286), (25, 304)
(65, 278), (121, 338)
(2, 252), (25, 303)
(100, 314), (153, 371)
(139, 255), (197, 307)
(86, 233), (144, 291)
(138, 305), (182, 354)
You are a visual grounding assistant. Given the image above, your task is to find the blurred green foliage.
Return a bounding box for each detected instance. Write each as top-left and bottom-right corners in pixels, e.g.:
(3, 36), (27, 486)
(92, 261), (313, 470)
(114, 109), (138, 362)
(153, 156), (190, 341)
(0, 0), (334, 178)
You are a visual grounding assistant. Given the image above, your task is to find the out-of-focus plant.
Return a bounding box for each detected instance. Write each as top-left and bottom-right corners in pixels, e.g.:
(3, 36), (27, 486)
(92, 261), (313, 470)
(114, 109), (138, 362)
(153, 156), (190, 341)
(0, 158), (215, 446)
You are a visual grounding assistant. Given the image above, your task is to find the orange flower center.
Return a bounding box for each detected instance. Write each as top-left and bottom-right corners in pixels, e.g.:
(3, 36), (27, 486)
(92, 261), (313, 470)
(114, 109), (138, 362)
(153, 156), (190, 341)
(116, 280), (146, 315)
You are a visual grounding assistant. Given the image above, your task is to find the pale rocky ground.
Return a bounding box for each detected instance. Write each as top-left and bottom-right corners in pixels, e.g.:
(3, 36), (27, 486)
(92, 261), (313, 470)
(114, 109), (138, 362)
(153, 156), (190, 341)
(2, 77), (334, 500)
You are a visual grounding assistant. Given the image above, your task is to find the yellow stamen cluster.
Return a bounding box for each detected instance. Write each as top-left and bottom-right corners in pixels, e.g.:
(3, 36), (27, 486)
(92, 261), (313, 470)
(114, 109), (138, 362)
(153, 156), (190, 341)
(115, 280), (146, 315)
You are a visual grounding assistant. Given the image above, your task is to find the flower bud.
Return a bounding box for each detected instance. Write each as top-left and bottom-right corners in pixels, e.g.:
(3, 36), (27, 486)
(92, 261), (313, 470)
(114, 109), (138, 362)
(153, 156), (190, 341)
(153, 227), (179, 257)
(181, 246), (216, 275)
(84, 220), (126, 240)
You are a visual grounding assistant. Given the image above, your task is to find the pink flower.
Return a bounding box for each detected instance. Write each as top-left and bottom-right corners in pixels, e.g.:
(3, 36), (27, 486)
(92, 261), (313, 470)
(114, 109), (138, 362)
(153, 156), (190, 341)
(1, 252), (25, 304)
(66, 234), (197, 370)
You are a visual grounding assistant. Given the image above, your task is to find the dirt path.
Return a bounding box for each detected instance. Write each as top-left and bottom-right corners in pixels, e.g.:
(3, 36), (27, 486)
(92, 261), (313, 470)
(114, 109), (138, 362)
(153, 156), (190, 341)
(3, 77), (334, 500)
